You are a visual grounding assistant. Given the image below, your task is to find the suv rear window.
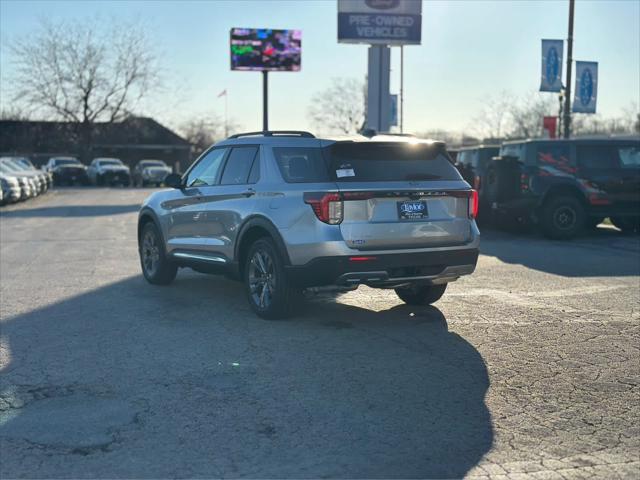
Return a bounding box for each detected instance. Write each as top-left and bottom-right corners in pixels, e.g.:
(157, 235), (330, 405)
(500, 143), (524, 161)
(327, 143), (460, 182)
(273, 147), (329, 183)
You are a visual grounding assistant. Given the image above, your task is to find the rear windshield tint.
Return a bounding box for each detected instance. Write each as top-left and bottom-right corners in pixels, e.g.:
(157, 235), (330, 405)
(327, 143), (461, 182)
(273, 147), (329, 183)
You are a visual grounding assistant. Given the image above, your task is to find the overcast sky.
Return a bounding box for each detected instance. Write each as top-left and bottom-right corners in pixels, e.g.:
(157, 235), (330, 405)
(1, 0), (639, 134)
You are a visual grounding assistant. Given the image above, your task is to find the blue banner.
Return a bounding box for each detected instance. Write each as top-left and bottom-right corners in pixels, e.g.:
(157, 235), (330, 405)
(572, 61), (598, 113)
(390, 94), (398, 126)
(540, 39), (563, 92)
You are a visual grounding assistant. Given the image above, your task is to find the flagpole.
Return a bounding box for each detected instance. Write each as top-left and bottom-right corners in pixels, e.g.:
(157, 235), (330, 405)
(225, 92), (229, 138)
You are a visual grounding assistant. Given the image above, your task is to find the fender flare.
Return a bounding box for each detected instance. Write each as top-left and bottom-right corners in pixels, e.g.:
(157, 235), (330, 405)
(137, 207), (165, 244)
(234, 215), (291, 266)
(538, 181), (588, 209)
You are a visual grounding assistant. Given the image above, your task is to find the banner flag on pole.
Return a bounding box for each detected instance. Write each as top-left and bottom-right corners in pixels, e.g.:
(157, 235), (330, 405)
(389, 94), (398, 127)
(217, 89), (227, 98)
(572, 61), (598, 113)
(540, 39), (563, 92)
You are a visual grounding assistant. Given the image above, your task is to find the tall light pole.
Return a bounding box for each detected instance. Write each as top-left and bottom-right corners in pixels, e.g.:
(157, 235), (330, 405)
(563, 0), (575, 139)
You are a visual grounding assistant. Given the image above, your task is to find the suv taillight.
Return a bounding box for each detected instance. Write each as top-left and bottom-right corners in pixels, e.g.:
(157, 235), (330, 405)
(303, 192), (343, 224)
(469, 189), (479, 219)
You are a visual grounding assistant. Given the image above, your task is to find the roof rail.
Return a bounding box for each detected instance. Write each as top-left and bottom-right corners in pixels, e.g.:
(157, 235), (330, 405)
(228, 130), (315, 139)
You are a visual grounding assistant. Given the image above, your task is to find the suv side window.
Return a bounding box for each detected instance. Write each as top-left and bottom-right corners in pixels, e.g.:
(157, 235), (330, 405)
(273, 147), (329, 183)
(617, 145), (640, 168)
(220, 147), (258, 185)
(577, 145), (617, 169)
(185, 148), (228, 187)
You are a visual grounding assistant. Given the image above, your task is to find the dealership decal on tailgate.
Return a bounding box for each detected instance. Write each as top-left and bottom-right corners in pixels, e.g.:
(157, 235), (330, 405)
(397, 200), (428, 220)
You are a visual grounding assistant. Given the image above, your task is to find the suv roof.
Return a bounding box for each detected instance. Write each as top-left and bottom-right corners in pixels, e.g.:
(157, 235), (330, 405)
(217, 130), (446, 148)
(503, 136), (640, 146)
(457, 144), (500, 151)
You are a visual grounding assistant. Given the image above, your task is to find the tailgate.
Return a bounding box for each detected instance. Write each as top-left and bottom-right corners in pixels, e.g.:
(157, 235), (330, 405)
(338, 185), (472, 250)
(326, 141), (473, 250)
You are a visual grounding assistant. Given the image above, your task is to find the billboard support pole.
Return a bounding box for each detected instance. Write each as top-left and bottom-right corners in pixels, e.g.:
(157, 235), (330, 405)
(563, 0), (575, 139)
(262, 71), (269, 131)
(366, 45), (391, 133)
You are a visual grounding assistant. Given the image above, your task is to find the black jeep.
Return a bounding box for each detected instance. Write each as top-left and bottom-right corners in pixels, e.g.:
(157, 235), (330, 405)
(484, 138), (640, 239)
(455, 145), (500, 219)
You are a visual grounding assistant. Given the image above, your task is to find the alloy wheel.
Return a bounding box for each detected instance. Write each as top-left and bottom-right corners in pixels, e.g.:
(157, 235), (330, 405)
(142, 231), (160, 275)
(248, 249), (276, 309)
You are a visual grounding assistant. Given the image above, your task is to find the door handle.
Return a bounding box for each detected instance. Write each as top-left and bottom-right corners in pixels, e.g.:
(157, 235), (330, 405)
(241, 188), (256, 197)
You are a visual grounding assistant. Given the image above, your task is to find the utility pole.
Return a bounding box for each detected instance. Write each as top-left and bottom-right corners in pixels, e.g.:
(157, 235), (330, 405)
(400, 45), (404, 133)
(563, 0), (575, 139)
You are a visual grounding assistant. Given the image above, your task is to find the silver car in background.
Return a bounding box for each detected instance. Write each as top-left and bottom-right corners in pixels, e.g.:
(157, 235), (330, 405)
(0, 157), (48, 198)
(0, 173), (22, 204)
(87, 157), (131, 186)
(132, 159), (172, 187)
(138, 131), (480, 318)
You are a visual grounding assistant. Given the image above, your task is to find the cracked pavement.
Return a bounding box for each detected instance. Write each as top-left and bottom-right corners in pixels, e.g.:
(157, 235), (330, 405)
(1, 188), (639, 478)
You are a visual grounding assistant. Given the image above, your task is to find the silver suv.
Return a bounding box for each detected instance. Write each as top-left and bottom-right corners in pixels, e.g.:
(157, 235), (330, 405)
(138, 131), (480, 318)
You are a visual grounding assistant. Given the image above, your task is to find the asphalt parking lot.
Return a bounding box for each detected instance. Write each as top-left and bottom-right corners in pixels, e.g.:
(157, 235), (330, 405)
(1, 188), (639, 479)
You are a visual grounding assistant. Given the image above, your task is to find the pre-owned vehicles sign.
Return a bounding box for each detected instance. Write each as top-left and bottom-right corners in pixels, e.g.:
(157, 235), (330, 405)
(338, 0), (422, 45)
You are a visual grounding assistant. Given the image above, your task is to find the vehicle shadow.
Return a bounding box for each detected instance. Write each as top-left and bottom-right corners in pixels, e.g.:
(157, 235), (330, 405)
(480, 226), (640, 277)
(1, 273), (492, 478)
(0, 204), (140, 218)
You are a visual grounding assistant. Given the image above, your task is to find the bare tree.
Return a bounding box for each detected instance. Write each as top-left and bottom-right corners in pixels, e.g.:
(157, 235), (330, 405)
(8, 18), (160, 156)
(308, 78), (365, 134)
(571, 103), (640, 137)
(180, 116), (226, 157)
(507, 94), (557, 139)
(468, 91), (514, 140)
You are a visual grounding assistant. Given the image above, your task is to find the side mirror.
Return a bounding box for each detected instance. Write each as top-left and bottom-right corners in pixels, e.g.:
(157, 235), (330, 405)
(165, 173), (183, 189)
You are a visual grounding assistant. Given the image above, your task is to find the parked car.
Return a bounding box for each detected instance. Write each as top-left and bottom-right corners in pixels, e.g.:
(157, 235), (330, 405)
(485, 137), (640, 238)
(455, 145), (500, 219)
(45, 156), (89, 186)
(87, 158), (131, 186)
(137, 130), (480, 319)
(0, 157), (48, 196)
(0, 163), (32, 200)
(0, 173), (22, 204)
(13, 157), (54, 188)
(132, 159), (172, 187)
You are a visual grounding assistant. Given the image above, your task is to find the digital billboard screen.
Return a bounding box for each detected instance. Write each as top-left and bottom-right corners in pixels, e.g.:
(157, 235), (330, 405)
(230, 28), (302, 72)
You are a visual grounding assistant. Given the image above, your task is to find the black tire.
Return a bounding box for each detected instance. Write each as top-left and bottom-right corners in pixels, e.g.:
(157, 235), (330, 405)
(139, 222), (177, 285)
(395, 283), (448, 306)
(611, 216), (640, 234)
(244, 237), (298, 319)
(539, 195), (586, 240)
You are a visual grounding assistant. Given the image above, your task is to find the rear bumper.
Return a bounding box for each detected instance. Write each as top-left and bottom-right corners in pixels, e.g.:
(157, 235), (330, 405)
(285, 248), (479, 288)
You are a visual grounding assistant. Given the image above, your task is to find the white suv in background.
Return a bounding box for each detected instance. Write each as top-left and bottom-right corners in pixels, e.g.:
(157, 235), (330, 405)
(87, 158), (131, 186)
